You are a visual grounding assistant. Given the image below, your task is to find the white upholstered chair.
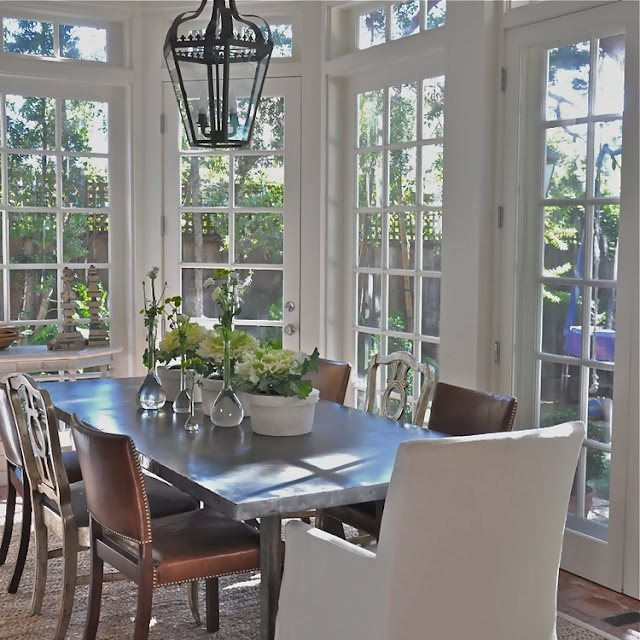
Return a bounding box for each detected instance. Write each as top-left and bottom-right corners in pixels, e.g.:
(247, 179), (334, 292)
(275, 421), (585, 640)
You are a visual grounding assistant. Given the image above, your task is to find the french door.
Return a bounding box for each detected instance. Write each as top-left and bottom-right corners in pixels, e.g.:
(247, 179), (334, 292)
(502, 2), (638, 594)
(162, 78), (301, 349)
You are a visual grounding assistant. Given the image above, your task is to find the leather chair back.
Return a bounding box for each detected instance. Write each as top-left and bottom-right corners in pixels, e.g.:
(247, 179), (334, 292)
(427, 382), (517, 436)
(303, 358), (351, 405)
(71, 416), (150, 543)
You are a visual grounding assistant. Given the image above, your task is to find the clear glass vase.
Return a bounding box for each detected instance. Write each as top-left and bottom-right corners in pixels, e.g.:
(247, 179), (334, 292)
(183, 384), (200, 432)
(211, 329), (244, 427)
(137, 322), (166, 410)
(173, 358), (192, 414)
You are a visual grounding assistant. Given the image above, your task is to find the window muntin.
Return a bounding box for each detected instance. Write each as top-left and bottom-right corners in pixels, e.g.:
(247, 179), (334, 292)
(358, 1), (445, 50)
(353, 75), (444, 420)
(0, 93), (111, 344)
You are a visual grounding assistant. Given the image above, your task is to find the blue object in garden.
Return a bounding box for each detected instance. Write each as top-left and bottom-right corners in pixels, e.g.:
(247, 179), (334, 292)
(588, 397), (605, 420)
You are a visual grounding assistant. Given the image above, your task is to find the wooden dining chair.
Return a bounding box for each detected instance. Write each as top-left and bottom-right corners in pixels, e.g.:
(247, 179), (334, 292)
(69, 413), (264, 640)
(6, 373), (200, 640)
(316, 351), (436, 540)
(0, 380), (83, 594)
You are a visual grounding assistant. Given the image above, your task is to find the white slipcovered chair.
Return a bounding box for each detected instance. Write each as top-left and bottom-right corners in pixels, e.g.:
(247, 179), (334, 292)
(275, 421), (585, 640)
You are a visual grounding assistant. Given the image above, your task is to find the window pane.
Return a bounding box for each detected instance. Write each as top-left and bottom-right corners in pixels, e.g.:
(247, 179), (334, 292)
(595, 35), (625, 115)
(71, 266), (109, 331)
(181, 156), (229, 207)
(357, 272), (381, 328)
(591, 287), (615, 362)
(181, 267), (215, 317)
(9, 268), (58, 322)
(269, 24), (293, 58)
(389, 83), (417, 143)
(388, 334), (414, 354)
(357, 152), (383, 207)
(422, 211), (442, 271)
(359, 10), (386, 49)
(238, 270), (283, 321)
(358, 213), (382, 268)
(236, 213), (283, 264)
(181, 212), (228, 263)
(62, 157), (108, 207)
(388, 274), (414, 333)
(592, 205), (619, 281)
(422, 144), (443, 205)
(3, 19), (54, 56)
(423, 76), (445, 139)
(60, 25), (107, 61)
(63, 100), (108, 153)
(234, 156), (284, 207)
(594, 122), (622, 198)
(421, 277), (440, 336)
(425, 0), (446, 30)
(357, 332), (380, 378)
(250, 97), (285, 150)
(8, 154), (56, 206)
(9, 212), (56, 263)
(6, 95), (55, 150)
(543, 282), (579, 357)
(391, 1), (420, 40)
(546, 42), (590, 121)
(421, 341), (439, 376)
(546, 125), (587, 199)
(388, 212), (415, 270)
(539, 360), (579, 426)
(389, 149), (416, 206)
(63, 212), (109, 263)
(358, 90), (383, 148)
(543, 205), (583, 279)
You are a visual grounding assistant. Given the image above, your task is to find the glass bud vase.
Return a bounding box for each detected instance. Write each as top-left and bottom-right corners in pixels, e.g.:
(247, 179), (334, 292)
(173, 358), (192, 414)
(137, 322), (166, 410)
(183, 383), (199, 432)
(211, 329), (244, 427)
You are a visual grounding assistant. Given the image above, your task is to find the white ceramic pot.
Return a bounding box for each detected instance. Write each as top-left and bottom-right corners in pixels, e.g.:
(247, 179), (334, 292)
(246, 388), (319, 437)
(201, 377), (251, 417)
(157, 367), (202, 403)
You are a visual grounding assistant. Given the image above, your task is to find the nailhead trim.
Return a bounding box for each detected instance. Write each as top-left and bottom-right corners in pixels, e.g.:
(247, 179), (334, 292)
(153, 566), (257, 588)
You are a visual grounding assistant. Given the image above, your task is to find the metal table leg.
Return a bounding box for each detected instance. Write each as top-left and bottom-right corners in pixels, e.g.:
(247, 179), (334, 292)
(260, 515), (282, 640)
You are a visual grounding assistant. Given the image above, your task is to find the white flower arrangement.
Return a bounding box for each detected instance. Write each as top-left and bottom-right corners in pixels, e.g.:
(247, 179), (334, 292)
(196, 327), (257, 378)
(235, 345), (319, 399)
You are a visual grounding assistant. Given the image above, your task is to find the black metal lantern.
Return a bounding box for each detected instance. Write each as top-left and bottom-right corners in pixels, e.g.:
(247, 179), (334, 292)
(164, 0), (273, 148)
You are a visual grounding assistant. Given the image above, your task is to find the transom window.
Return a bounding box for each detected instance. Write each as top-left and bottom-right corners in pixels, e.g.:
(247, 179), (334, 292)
(353, 75), (444, 422)
(2, 17), (108, 62)
(358, 0), (446, 50)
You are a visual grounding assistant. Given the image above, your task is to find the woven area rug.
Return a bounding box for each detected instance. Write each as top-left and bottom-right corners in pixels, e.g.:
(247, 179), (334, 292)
(0, 532), (607, 639)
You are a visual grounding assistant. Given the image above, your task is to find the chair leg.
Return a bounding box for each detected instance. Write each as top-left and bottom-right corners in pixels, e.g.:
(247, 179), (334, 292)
(0, 480), (16, 565)
(187, 580), (202, 626)
(83, 546), (104, 640)
(30, 507), (48, 615)
(54, 529), (78, 640)
(7, 491), (31, 594)
(315, 511), (346, 539)
(204, 577), (220, 633)
(133, 578), (154, 640)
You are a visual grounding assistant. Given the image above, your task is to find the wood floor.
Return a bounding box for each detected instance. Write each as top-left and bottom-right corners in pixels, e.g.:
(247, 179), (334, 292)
(1, 487), (639, 638)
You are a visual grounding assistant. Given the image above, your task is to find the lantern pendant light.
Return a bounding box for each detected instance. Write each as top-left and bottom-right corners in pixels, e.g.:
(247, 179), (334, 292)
(164, 0), (273, 148)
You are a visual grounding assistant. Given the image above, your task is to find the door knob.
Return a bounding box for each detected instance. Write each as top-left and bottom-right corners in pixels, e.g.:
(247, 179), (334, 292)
(284, 324), (296, 336)
(284, 301), (295, 312)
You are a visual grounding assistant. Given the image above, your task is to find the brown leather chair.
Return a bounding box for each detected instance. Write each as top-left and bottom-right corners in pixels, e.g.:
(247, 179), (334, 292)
(0, 381), (81, 594)
(69, 413), (263, 640)
(6, 374), (199, 640)
(318, 379), (517, 541)
(427, 381), (517, 435)
(303, 357), (351, 404)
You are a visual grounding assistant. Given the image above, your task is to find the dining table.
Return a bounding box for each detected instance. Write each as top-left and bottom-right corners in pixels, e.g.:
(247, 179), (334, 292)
(45, 376), (447, 640)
